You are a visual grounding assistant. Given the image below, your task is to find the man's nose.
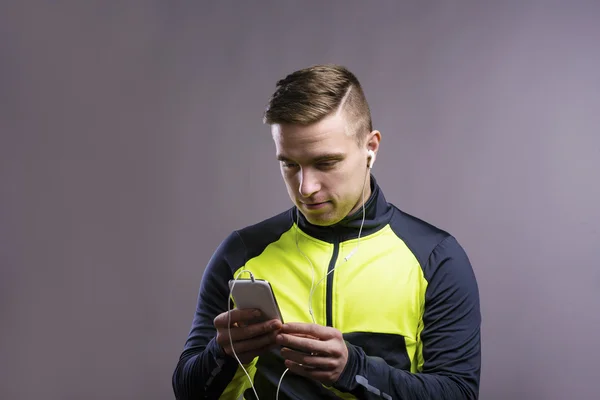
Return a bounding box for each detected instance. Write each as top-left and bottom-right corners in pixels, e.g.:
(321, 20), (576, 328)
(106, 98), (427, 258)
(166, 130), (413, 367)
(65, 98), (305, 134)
(298, 168), (320, 198)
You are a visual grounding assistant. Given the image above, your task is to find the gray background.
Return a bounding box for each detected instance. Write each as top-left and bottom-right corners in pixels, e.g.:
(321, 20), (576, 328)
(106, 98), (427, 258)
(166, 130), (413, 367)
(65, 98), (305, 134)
(1, 1), (599, 399)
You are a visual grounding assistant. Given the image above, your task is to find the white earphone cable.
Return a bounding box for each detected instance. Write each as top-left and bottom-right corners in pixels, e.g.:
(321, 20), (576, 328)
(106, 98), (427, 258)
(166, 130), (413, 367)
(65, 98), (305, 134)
(231, 166), (371, 400)
(307, 166), (369, 319)
(228, 269), (261, 400)
(276, 166), (369, 399)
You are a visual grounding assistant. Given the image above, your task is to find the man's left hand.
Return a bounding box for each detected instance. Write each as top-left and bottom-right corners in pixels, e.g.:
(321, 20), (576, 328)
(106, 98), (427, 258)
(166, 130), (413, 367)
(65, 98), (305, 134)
(275, 323), (348, 385)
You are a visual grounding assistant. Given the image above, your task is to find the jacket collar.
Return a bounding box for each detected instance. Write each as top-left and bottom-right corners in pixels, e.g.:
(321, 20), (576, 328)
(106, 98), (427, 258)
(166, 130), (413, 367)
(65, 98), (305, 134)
(293, 174), (393, 243)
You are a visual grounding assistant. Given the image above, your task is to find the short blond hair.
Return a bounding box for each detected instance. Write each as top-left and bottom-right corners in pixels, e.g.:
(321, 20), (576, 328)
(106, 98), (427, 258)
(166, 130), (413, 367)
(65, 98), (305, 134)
(263, 64), (372, 144)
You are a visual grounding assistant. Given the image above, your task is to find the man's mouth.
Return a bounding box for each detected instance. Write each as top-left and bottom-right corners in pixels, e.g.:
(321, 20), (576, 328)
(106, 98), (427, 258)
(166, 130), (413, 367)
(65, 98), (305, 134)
(302, 201), (329, 210)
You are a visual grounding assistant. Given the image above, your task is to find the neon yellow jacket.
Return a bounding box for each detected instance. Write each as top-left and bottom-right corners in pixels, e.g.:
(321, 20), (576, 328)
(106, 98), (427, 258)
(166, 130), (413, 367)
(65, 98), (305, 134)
(173, 177), (481, 399)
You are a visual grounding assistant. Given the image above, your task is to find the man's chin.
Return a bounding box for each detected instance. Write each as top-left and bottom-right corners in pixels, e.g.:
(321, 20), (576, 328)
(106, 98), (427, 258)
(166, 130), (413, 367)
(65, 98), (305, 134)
(303, 212), (342, 227)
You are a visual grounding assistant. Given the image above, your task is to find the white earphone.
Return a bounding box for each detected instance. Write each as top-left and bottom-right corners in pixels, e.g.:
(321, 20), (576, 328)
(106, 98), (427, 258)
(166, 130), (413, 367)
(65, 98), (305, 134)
(367, 149), (376, 169)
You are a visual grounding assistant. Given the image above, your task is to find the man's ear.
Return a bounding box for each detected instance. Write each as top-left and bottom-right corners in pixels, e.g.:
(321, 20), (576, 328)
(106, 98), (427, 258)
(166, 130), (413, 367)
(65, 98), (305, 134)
(365, 129), (381, 155)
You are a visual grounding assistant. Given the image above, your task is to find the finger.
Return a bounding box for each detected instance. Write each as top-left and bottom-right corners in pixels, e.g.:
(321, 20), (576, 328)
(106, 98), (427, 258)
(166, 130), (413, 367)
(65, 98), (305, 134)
(284, 359), (337, 382)
(281, 323), (337, 340)
(217, 320), (280, 350)
(236, 341), (280, 364)
(214, 308), (261, 328)
(229, 319), (282, 342)
(224, 330), (279, 355)
(287, 333), (320, 340)
(275, 333), (326, 356)
(280, 347), (336, 370)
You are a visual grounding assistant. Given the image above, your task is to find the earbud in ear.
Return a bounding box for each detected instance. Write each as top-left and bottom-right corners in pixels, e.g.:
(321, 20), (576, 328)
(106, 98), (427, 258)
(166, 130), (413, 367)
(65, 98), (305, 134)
(367, 149), (376, 169)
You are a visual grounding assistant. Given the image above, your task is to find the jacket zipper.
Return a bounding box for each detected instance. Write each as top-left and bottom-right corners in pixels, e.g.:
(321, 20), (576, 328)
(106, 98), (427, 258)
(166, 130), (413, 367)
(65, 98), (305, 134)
(325, 238), (340, 327)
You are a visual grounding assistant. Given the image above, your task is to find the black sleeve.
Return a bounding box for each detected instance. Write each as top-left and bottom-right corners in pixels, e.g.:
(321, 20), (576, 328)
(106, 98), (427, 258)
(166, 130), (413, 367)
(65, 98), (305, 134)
(333, 236), (481, 399)
(172, 232), (248, 399)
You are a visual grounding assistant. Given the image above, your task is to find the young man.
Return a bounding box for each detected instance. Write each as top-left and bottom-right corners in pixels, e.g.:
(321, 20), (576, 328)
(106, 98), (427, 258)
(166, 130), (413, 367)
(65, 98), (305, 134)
(172, 65), (481, 399)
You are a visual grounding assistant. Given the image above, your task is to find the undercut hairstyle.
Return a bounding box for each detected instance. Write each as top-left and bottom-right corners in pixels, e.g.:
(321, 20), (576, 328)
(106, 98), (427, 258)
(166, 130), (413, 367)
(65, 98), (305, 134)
(263, 64), (373, 144)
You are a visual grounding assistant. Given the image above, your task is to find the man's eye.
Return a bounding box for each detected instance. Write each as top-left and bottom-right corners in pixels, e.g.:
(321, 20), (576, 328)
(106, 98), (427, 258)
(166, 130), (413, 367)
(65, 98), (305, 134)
(317, 161), (337, 169)
(282, 162), (298, 168)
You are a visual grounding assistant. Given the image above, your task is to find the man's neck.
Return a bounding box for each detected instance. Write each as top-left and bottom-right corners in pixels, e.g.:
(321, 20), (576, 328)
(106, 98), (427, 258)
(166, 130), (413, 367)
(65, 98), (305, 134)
(348, 175), (372, 216)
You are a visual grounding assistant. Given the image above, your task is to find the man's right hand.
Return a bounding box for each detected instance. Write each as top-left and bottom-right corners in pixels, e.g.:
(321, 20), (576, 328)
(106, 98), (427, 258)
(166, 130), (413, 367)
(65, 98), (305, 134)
(214, 308), (283, 364)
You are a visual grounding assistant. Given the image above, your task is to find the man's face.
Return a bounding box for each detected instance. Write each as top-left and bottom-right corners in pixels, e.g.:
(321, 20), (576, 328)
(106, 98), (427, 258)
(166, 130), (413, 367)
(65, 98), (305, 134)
(272, 113), (379, 226)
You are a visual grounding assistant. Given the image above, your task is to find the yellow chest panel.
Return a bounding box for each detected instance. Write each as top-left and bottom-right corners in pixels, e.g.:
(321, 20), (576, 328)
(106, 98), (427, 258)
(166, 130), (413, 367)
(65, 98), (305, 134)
(236, 225), (427, 344)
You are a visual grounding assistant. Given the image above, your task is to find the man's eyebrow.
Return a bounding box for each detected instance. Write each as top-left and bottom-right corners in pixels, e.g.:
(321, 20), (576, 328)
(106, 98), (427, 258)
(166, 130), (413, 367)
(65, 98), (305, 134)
(277, 153), (346, 162)
(313, 153), (346, 162)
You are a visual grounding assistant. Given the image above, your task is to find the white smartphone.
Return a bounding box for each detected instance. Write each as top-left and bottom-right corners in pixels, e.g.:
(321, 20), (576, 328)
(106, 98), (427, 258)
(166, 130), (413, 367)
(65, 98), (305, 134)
(228, 278), (284, 324)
